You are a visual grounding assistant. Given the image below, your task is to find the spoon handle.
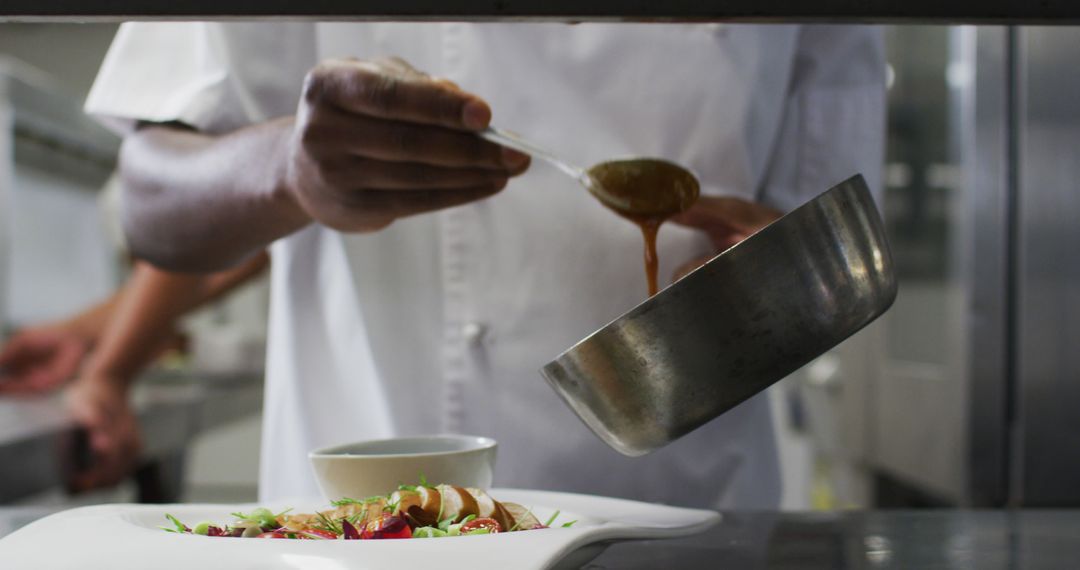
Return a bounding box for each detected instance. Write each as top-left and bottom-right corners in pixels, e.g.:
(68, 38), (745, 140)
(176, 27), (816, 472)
(479, 127), (589, 184)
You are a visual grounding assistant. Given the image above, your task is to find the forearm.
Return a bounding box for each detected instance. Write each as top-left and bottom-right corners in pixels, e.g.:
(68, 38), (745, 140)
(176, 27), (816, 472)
(80, 254), (268, 386)
(201, 250), (270, 304)
(119, 118), (309, 272)
(80, 264), (202, 386)
(50, 291), (124, 344)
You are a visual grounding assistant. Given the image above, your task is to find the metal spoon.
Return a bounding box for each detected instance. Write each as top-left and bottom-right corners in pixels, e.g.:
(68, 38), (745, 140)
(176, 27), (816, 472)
(479, 126), (700, 217)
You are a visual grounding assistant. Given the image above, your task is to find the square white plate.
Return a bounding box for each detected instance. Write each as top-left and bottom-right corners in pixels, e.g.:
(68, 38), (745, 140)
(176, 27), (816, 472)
(0, 489), (719, 569)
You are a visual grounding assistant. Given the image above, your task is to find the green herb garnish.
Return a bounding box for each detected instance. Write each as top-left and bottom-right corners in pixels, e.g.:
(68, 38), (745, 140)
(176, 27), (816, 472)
(413, 526), (447, 539)
(543, 510), (561, 528)
(331, 495), (385, 507)
(398, 473), (433, 493)
(437, 516), (456, 532)
(313, 512), (342, 535)
(160, 513), (187, 533)
(561, 520), (577, 528)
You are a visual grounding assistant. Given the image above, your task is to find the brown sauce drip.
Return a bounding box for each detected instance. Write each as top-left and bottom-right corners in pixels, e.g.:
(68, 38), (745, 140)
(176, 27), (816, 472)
(586, 160), (700, 297)
(636, 216), (663, 296)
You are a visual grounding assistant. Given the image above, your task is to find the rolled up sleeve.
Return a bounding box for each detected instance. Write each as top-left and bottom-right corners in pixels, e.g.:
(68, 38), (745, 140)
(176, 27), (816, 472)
(84, 22), (315, 135)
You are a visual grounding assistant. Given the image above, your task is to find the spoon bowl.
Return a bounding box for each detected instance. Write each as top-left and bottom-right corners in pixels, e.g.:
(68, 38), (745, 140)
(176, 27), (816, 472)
(585, 159), (700, 219)
(479, 127), (699, 218)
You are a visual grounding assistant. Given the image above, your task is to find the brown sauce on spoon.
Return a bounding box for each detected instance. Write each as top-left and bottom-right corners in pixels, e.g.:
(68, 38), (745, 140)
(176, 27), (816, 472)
(587, 160), (700, 296)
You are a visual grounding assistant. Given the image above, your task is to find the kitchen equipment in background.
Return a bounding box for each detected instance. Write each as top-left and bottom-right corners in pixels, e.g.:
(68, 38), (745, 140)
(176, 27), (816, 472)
(0, 60), (120, 331)
(542, 174), (897, 456)
(857, 25), (1080, 508)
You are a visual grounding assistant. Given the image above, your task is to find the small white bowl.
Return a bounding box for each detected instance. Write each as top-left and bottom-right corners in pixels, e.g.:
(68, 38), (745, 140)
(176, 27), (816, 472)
(309, 435), (497, 501)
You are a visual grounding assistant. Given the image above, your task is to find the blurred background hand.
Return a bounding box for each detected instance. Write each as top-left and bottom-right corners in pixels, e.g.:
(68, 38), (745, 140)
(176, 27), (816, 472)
(64, 374), (141, 492)
(0, 325), (90, 395)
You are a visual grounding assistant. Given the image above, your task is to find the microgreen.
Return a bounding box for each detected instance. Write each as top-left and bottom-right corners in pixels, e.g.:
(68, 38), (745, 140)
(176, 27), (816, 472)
(398, 473), (432, 493)
(561, 520), (577, 528)
(413, 526), (447, 539)
(543, 510), (561, 528)
(313, 512), (342, 535)
(231, 507), (279, 529)
(331, 495), (385, 507)
(160, 513), (188, 533)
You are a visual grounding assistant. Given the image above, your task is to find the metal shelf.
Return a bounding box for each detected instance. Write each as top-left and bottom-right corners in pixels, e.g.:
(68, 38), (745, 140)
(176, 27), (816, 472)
(1, 1), (1078, 23)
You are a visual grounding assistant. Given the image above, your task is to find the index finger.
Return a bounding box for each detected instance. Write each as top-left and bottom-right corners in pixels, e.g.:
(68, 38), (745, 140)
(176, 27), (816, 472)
(303, 60), (491, 131)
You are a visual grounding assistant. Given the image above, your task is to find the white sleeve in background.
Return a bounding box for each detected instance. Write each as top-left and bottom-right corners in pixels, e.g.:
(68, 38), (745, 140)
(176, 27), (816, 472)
(757, 25), (887, 212)
(84, 22), (316, 135)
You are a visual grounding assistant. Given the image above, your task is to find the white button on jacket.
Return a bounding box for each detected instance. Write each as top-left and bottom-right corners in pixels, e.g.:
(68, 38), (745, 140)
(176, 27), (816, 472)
(87, 22), (885, 508)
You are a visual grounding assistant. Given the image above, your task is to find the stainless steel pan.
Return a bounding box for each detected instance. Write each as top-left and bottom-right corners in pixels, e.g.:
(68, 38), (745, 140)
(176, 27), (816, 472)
(541, 174), (896, 456)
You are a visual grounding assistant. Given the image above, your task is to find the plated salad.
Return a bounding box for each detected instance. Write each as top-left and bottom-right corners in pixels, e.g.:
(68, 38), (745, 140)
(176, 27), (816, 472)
(162, 479), (575, 540)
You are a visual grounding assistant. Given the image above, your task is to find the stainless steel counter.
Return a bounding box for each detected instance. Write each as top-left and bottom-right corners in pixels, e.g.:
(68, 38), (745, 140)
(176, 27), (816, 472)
(1, 508), (1076, 568)
(588, 510), (1080, 568)
(0, 371), (263, 503)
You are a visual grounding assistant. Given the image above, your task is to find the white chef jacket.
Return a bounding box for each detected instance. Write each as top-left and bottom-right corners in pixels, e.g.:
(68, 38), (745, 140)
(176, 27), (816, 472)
(87, 22), (884, 508)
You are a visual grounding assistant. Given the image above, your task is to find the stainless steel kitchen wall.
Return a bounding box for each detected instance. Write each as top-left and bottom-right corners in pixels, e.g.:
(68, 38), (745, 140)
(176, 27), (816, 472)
(968, 26), (1011, 508)
(865, 26), (973, 505)
(866, 26), (1080, 507)
(1014, 27), (1080, 507)
(967, 25), (1080, 507)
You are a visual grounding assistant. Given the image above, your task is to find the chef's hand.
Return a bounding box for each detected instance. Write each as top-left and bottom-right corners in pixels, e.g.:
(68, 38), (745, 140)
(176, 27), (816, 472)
(0, 326), (89, 395)
(283, 57), (530, 232)
(670, 196), (782, 281)
(65, 375), (141, 492)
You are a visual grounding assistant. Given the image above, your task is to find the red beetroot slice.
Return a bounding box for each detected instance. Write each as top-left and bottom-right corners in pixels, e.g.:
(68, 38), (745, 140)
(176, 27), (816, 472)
(341, 519), (361, 540)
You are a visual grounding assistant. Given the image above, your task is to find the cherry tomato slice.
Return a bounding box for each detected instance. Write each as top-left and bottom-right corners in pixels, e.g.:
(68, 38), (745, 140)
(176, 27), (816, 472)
(299, 529), (339, 540)
(460, 517), (502, 534)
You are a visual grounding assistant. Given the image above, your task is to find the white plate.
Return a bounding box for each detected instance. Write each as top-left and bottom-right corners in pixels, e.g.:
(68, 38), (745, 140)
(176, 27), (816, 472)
(0, 489), (719, 569)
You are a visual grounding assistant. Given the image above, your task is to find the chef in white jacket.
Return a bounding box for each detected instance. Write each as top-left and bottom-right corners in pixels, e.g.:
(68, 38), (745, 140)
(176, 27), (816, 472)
(85, 22), (884, 508)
